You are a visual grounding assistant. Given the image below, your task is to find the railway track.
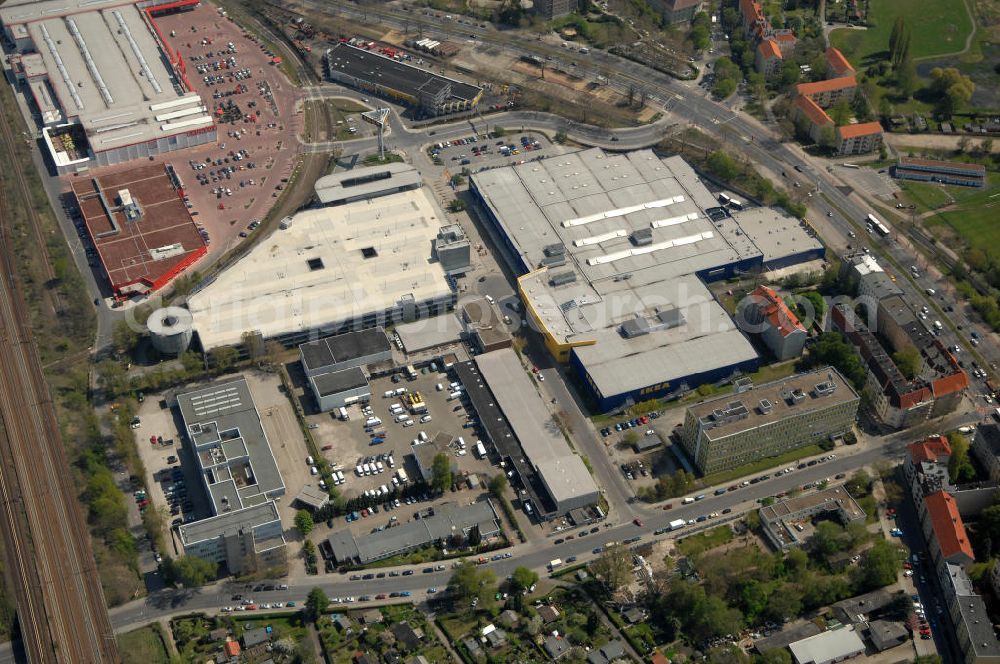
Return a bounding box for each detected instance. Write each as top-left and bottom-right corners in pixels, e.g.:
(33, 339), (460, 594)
(0, 116), (119, 662)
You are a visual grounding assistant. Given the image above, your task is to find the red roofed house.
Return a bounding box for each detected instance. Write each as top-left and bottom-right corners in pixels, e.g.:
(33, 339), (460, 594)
(755, 39), (784, 80)
(825, 47), (855, 78)
(837, 122), (884, 156)
(920, 491), (974, 568)
(774, 31), (798, 55)
(794, 95), (835, 143)
(224, 640), (241, 658)
(651, 653), (671, 664)
(903, 435), (952, 496)
(795, 76), (857, 108)
(742, 285), (808, 360)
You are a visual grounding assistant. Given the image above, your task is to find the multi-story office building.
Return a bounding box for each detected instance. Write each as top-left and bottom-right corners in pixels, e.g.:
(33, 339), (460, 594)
(679, 367), (859, 474)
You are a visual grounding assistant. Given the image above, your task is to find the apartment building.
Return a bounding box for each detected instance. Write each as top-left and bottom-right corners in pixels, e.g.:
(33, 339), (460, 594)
(740, 285), (808, 360)
(679, 367), (859, 474)
(756, 40), (784, 80)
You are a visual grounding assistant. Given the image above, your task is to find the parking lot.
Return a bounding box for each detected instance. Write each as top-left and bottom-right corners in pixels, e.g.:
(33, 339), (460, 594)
(148, 3), (303, 255)
(301, 364), (497, 504)
(429, 131), (556, 173)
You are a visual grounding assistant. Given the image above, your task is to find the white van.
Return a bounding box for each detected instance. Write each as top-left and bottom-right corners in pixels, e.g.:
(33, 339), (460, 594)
(376, 461), (384, 473)
(338, 407), (349, 421)
(394, 413), (410, 423)
(356, 464), (364, 476)
(394, 387), (408, 396)
(363, 463), (372, 475)
(682, 497), (695, 504)
(402, 419), (415, 428)
(365, 417), (382, 427)
(384, 390), (395, 398)
(310, 466), (318, 476)
(306, 455), (314, 465)
(421, 415), (433, 423)
(436, 383), (444, 391)
(419, 431), (429, 442)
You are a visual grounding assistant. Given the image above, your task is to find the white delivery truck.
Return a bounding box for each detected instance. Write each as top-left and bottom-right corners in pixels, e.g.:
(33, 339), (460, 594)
(339, 407), (349, 421)
(356, 464), (364, 476)
(548, 558), (563, 570)
(669, 519), (687, 531)
(475, 441), (487, 459)
(447, 390), (463, 401)
(682, 497), (695, 504)
(397, 468), (409, 483)
(336, 471), (345, 484)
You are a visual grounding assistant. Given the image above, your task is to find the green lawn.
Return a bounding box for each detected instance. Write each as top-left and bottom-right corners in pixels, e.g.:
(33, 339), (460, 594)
(922, 173), (1000, 251)
(676, 525), (734, 557)
(119, 626), (170, 664)
(829, 0), (974, 64)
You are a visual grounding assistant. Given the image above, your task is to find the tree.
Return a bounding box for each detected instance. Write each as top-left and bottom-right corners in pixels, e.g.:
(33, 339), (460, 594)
(706, 151), (740, 180)
(929, 67), (975, 116)
(980, 138), (994, 154)
(948, 432), (976, 483)
(843, 470), (872, 498)
(591, 544), (632, 593)
(958, 135), (972, 153)
(888, 17), (904, 64)
(817, 124), (838, 150)
(167, 555), (217, 586)
(447, 199), (466, 212)
(763, 584), (802, 623)
(811, 521), (849, 556)
(798, 331), (866, 390)
(431, 453), (452, 494)
(760, 649), (792, 664)
(510, 566), (539, 593)
(856, 539), (901, 589)
(896, 59), (918, 98)
(295, 510), (314, 536)
(712, 76), (737, 99)
(488, 473), (508, 498)
(209, 345), (238, 372)
(893, 346), (922, 379)
(448, 560), (497, 604)
(831, 98), (852, 126)
(623, 430), (639, 446)
(97, 359), (129, 397)
(304, 587), (329, 623)
(112, 319), (141, 356)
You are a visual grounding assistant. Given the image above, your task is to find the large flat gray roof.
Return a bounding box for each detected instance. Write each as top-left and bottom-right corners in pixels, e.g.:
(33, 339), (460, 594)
(470, 149), (828, 400)
(312, 367), (369, 397)
(394, 313), (463, 353)
(300, 328), (391, 373)
(18, 3), (212, 152)
(178, 500), (281, 547)
(475, 348), (598, 507)
(189, 189), (454, 349)
(314, 163), (422, 204)
(176, 376), (284, 513)
(326, 501), (499, 564)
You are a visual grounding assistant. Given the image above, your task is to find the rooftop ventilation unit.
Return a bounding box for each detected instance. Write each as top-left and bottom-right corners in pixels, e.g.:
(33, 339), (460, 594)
(786, 389), (806, 405)
(631, 228), (653, 246)
(543, 243), (566, 257)
(813, 381), (836, 397)
(702, 401), (750, 428)
(656, 307), (685, 329)
(733, 377), (754, 393)
(758, 399), (773, 414)
(620, 317), (650, 338)
(549, 271), (577, 287)
(540, 255), (566, 268)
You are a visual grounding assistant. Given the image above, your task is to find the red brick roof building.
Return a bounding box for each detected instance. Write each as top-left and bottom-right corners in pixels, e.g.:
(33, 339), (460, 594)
(921, 490), (974, 567)
(832, 303), (967, 428)
(743, 285), (808, 360)
(825, 47), (855, 78)
(755, 39), (784, 80)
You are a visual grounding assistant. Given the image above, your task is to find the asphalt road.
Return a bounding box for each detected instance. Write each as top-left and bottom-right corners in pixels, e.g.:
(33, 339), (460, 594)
(106, 407), (980, 634)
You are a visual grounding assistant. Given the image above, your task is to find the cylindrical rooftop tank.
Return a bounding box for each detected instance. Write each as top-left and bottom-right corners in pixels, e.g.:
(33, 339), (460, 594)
(147, 306), (194, 356)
